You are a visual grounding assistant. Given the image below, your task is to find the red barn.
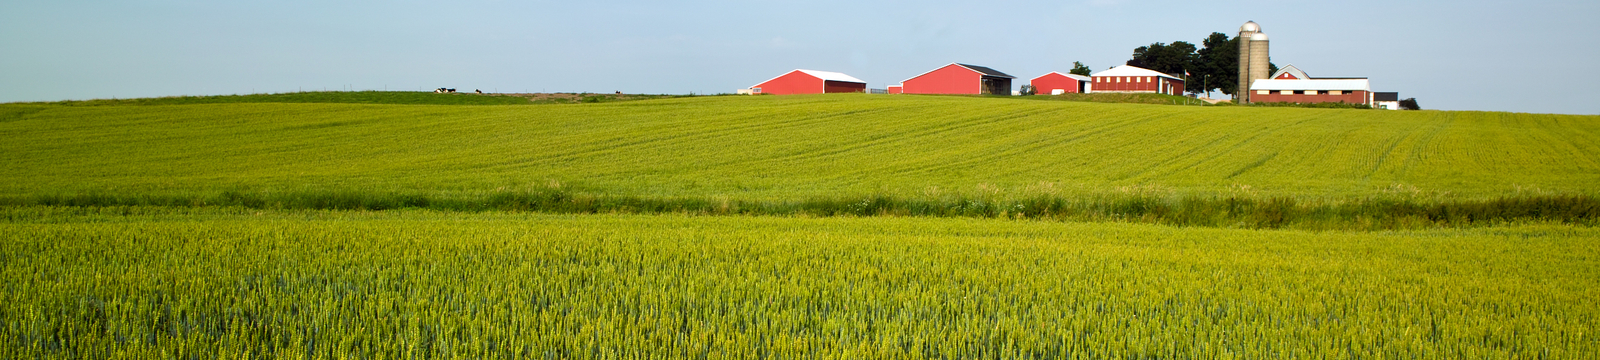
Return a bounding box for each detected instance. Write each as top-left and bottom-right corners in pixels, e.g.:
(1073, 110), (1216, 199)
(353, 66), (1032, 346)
(749, 69), (867, 95)
(895, 63), (1015, 95)
(1090, 65), (1185, 95)
(1248, 65), (1373, 106)
(1030, 72), (1091, 95)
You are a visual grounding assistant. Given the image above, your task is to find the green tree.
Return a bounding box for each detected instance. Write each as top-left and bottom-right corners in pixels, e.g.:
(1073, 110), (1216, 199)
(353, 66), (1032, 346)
(1193, 32), (1236, 97)
(1399, 98), (1421, 110)
(1124, 33), (1277, 97)
(1126, 41), (1197, 77)
(1069, 61), (1092, 76)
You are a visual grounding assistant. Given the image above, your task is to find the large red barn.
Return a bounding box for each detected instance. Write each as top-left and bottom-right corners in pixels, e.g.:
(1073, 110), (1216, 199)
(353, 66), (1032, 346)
(894, 63), (1015, 95)
(749, 69), (867, 95)
(1030, 72), (1091, 95)
(1090, 65), (1185, 95)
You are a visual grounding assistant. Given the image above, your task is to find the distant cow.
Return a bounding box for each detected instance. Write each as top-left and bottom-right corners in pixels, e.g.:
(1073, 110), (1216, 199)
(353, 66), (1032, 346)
(475, 89), (483, 94)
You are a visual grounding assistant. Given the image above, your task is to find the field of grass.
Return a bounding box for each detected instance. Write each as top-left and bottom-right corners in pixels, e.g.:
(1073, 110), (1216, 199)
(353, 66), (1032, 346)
(2, 207), (1595, 358)
(3, 92), (1597, 357)
(3, 93), (1597, 228)
(1018, 92), (1214, 106)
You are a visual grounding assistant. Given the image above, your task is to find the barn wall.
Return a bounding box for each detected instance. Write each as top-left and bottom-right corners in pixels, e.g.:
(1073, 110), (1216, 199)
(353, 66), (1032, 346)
(1092, 76), (1177, 93)
(903, 65), (981, 94)
(823, 81), (866, 94)
(1031, 73), (1081, 94)
(1251, 90), (1368, 105)
(752, 71), (823, 95)
(888, 86), (903, 94)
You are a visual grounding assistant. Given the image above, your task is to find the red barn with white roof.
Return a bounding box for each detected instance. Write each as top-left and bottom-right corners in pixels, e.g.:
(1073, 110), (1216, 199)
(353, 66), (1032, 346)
(749, 69), (867, 95)
(1030, 72), (1091, 95)
(1248, 64), (1372, 105)
(894, 63), (1015, 95)
(1090, 65), (1184, 95)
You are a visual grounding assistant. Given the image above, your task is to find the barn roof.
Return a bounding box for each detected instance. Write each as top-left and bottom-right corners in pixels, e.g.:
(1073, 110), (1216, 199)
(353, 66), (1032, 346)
(1034, 72), (1091, 82)
(900, 63), (1016, 83)
(955, 64), (1016, 79)
(1091, 65), (1182, 80)
(1250, 78), (1371, 91)
(794, 69), (866, 83)
(751, 69), (866, 89)
(1272, 64), (1309, 80)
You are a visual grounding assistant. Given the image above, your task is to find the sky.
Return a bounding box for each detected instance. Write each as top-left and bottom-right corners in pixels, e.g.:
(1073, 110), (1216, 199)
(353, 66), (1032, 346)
(2, 0), (1596, 114)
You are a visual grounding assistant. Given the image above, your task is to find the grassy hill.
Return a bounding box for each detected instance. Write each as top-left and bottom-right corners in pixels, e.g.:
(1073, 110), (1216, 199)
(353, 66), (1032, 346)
(4, 93), (1598, 357)
(3, 93), (1597, 228)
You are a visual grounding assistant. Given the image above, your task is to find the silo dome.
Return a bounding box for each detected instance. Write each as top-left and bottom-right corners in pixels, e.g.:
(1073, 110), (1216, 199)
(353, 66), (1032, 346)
(1250, 32), (1269, 41)
(1240, 21), (1261, 32)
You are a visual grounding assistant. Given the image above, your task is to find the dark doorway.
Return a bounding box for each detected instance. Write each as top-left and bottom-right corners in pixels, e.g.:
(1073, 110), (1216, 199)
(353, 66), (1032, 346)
(980, 77), (1012, 95)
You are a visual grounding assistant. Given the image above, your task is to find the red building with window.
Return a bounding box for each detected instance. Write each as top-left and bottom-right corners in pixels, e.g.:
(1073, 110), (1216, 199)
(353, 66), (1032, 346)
(893, 63), (1015, 95)
(1247, 64), (1372, 105)
(748, 69), (867, 95)
(1090, 65), (1185, 95)
(1030, 72), (1091, 95)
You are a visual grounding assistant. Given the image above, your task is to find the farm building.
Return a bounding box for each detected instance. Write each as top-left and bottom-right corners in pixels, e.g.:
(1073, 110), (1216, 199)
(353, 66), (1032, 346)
(1030, 72), (1091, 95)
(1248, 65), (1372, 106)
(748, 69), (867, 95)
(893, 63), (1016, 95)
(1090, 65), (1185, 95)
(1373, 92), (1401, 110)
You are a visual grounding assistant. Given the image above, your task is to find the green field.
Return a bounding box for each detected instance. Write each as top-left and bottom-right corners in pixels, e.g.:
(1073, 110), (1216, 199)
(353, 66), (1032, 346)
(4, 93), (1598, 229)
(3, 207), (1595, 358)
(5, 94), (1596, 199)
(3, 93), (1598, 357)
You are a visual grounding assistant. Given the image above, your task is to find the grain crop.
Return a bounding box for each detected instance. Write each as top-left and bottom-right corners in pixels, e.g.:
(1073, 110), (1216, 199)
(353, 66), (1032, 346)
(2, 207), (1595, 358)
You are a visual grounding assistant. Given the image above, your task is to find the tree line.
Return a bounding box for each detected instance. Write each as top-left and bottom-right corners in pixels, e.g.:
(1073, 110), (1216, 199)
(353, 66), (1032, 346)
(1076, 32), (1275, 98)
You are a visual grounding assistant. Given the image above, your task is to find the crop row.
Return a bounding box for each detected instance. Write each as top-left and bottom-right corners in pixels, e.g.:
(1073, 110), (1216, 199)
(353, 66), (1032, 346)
(2, 190), (1596, 231)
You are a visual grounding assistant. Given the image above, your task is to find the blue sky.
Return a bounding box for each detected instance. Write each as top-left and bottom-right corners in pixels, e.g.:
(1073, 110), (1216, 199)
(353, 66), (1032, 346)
(2, 0), (1596, 114)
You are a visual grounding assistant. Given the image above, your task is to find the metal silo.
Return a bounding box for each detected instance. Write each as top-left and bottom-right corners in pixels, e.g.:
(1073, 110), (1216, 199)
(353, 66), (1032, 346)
(1237, 21), (1268, 103)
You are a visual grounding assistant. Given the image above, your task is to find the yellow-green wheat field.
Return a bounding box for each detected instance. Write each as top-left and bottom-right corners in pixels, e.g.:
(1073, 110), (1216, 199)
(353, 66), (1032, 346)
(1, 93), (1597, 358)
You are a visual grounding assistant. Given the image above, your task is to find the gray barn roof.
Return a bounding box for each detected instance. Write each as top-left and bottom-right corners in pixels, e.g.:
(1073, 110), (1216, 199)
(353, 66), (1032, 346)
(957, 64), (1016, 79)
